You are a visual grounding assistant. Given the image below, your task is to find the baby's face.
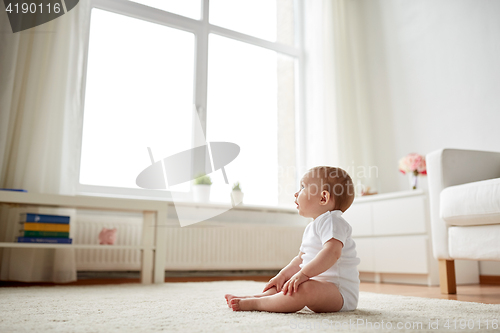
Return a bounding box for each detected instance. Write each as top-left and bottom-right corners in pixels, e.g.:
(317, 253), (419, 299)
(294, 172), (328, 219)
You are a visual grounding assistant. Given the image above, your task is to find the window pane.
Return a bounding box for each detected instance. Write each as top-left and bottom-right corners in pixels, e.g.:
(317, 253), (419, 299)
(206, 34), (296, 206)
(130, 0), (201, 20)
(210, 0), (295, 45)
(80, 9), (195, 191)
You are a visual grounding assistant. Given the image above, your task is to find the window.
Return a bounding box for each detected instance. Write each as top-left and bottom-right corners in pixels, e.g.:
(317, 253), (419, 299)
(79, 0), (303, 206)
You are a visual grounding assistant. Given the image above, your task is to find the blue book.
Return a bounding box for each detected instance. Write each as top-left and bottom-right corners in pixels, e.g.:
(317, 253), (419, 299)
(20, 213), (70, 224)
(0, 188), (27, 192)
(17, 237), (73, 244)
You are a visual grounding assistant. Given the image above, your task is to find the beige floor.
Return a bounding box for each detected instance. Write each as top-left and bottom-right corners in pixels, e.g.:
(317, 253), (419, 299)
(359, 282), (500, 304)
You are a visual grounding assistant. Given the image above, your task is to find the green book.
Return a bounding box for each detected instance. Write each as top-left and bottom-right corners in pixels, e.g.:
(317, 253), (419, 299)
(18, 231), (70, 238)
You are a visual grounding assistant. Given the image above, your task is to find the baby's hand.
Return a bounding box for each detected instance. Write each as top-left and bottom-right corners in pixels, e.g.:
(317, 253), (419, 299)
(263, 274), (287, 293)
(282, 271), (309, 296)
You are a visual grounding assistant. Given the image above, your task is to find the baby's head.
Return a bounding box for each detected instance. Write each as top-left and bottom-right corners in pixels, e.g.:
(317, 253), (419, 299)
(295, 166), (355, 218)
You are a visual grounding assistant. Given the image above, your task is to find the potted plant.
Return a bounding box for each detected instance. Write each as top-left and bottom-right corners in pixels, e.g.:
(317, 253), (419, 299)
(193, 174), (212, 202)
(230, 182), (244, 205)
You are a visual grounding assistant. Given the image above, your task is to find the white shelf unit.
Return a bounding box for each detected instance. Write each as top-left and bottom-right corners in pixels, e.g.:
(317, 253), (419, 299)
(0, 191), (168, 284)
(343, 190), (479, 286)
(0, 243), (148, 250)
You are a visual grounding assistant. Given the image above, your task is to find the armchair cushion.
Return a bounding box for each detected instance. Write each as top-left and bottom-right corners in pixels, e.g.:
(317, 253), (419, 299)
(449, 225), (500, 260)
(440, 178), (500, 226)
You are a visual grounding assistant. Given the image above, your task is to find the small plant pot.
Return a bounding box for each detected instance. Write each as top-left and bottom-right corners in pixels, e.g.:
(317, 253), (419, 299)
(231, 190), (244, 205)
(193, 185), (211, 202)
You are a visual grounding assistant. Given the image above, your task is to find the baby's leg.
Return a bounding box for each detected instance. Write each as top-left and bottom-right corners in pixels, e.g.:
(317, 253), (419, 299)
(225, 286), (278, 307)
(230, 280), (343, 313)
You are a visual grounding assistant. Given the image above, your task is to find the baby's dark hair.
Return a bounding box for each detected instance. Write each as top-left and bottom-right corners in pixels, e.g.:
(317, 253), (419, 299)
(308, 166), (355, 212)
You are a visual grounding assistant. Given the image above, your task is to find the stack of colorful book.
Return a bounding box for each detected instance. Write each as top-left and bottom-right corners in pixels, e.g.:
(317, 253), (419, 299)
(17, 213), (72, 244)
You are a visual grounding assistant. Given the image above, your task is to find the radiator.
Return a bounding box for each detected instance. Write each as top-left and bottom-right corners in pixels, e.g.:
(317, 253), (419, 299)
(75, 211), (305, 271)
(163, 225), (304, 270)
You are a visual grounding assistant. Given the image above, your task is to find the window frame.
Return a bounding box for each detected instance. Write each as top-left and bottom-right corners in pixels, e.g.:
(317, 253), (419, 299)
(77, 0), (306, 201)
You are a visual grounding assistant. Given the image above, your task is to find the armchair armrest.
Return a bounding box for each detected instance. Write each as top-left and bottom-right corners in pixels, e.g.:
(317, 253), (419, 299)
(426, 148), (500, 259)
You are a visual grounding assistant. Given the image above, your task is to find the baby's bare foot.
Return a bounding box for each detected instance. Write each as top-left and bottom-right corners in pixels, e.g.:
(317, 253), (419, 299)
(230, 298), (242, 311)
(225, 294), (236, 307)
(226, 294), (254, 307)
(230, 298), (257, 311)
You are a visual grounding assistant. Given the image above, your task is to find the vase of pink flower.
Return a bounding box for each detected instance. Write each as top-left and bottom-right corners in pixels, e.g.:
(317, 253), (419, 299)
(399, 153), (427, 190)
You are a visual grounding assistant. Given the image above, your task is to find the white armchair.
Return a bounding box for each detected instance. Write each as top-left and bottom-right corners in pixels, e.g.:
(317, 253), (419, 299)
(427, 148), (500, 294)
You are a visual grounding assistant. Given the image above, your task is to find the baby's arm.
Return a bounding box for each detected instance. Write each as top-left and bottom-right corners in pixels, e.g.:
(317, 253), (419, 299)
(282, 238), (343, 295)
(263, 251), (303, 292)
(301, 238), (342, 277)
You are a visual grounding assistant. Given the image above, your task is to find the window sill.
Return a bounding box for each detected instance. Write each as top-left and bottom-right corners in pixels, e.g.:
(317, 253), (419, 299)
(77, 192), (298, 215)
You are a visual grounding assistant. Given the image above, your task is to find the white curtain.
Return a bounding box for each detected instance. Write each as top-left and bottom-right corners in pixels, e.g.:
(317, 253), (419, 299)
(302, 0), (376, 190)
(0, 1), (90, 282)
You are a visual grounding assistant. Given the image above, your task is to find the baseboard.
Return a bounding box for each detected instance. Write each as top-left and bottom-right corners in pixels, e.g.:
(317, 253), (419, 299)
(480, 275), (500, 285)
(359, 272), (435, 286)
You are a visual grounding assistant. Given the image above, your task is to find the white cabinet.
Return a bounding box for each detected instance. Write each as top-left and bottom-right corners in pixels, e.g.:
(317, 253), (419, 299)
(372, 196), (427, 235)
(373, 235), (428, 274)
(343, 190), (439, 285)
(344, 190), (478, 286)
(353, 238), (375, 272)
(344, 203), (373, 236)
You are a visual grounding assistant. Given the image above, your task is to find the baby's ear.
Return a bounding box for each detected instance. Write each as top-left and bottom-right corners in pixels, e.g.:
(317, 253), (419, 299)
(320, 190), (331, 205)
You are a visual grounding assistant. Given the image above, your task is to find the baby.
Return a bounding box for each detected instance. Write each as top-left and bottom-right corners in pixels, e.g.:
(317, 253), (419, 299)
(225, 166), (360, 313)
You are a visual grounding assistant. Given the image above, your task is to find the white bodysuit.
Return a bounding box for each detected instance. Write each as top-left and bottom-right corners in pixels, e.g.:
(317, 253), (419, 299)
(299, 210), (360, 311)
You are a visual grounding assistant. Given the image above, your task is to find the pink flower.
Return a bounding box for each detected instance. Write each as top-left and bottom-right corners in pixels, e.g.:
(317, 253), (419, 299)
(399, 153), (427, 175)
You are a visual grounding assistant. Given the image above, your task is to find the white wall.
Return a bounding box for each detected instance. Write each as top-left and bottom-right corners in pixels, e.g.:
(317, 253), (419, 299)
(354, 0), (500, 193)
(352, 0), (500, 274)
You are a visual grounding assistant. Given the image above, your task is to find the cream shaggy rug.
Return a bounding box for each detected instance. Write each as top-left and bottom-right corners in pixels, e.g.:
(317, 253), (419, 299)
(1, 281), (499, 332)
